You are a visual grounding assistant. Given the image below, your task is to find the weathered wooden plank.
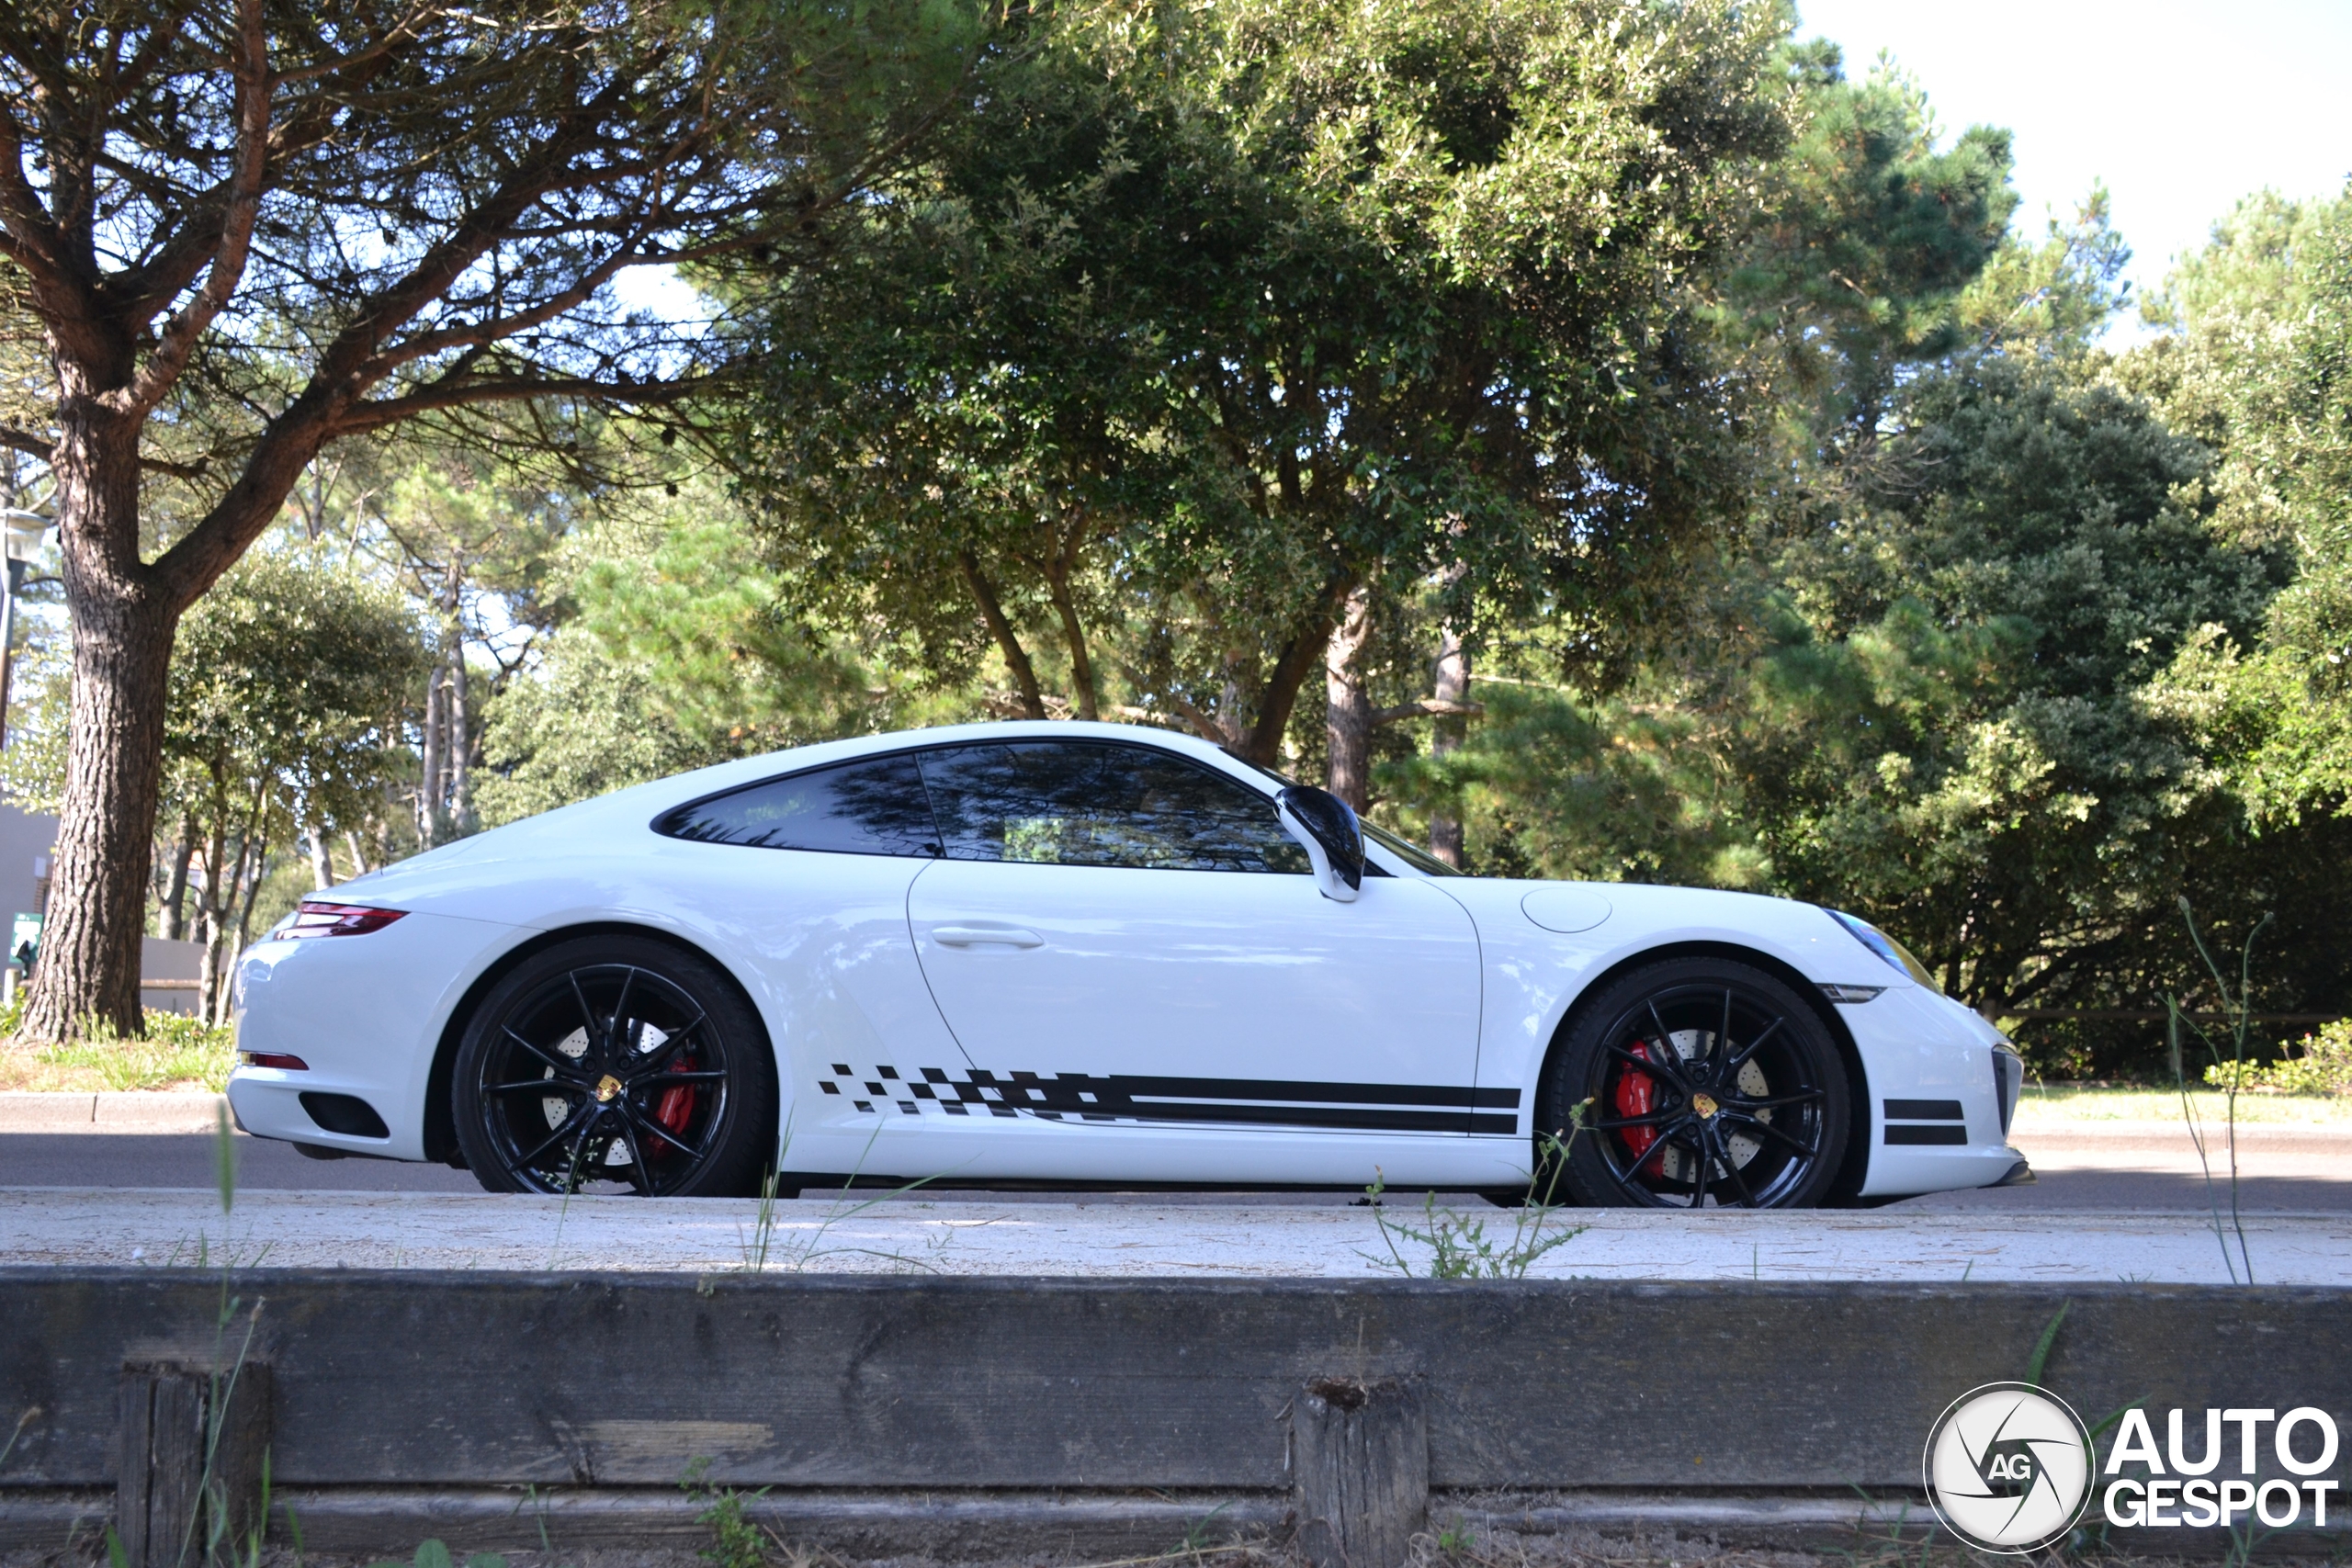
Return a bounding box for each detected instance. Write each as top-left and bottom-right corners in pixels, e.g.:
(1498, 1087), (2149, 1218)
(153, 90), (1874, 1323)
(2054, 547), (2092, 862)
(1293, 1378), (1426, 1568)
(116, 1366), (205, 1568)
(2, 1272), (2346, 1495)
(110, 1361), (272, 1568)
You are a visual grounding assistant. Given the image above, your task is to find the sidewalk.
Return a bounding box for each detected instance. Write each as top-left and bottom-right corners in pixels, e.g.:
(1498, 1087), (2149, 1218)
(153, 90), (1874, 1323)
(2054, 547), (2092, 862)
(0, 1089), (229, 1132)
(2, 1184), (2346, 1281)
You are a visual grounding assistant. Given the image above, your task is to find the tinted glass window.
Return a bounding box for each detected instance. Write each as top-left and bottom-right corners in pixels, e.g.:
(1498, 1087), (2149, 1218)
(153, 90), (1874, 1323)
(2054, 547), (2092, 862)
(917, 742), (1309, 873)
(656, 754), (940, 856)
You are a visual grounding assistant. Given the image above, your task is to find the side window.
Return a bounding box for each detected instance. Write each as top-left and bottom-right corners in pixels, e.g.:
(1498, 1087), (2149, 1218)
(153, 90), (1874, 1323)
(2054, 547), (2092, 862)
(654, 754), (940, 856)
(917, 742), (1310, 873)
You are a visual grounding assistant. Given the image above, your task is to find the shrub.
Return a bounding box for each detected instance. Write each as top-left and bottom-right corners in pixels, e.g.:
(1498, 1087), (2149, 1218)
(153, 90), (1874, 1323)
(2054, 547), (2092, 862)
(2204, 1018), (2352, 1095)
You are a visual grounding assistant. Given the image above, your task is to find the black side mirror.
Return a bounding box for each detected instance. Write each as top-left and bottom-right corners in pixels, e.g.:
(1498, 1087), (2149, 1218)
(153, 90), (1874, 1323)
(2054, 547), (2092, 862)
(1276, 785), (1364, 901)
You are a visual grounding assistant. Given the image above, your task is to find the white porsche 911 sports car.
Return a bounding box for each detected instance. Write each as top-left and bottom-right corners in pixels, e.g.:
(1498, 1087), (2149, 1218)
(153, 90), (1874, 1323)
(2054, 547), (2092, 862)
(227, 720), (2031, 1207)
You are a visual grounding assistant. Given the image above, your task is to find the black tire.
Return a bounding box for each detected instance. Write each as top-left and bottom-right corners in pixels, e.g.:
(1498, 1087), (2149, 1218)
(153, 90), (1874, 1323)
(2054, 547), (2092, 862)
(453, 936), (778, 1197)
(1536, 957), (1850, 1209)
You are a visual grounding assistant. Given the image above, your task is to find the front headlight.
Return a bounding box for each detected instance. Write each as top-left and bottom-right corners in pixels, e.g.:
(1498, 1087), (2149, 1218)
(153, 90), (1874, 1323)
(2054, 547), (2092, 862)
(1825, 908), (1941, 991)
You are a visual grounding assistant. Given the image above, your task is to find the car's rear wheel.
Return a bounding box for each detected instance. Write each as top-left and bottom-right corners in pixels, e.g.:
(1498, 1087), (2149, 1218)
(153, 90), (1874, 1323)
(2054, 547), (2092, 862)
(1538, 958), (1849, 1209)
(453, 937), (777, 1196)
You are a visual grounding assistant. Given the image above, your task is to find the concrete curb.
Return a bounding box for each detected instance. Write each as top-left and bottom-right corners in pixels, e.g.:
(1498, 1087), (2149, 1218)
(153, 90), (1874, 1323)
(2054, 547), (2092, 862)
(0, 1090), (228, 1134)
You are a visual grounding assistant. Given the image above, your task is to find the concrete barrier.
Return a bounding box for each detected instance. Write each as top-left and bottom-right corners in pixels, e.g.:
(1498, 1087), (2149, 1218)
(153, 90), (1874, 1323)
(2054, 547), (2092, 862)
(0, 1270), (2346, 1558)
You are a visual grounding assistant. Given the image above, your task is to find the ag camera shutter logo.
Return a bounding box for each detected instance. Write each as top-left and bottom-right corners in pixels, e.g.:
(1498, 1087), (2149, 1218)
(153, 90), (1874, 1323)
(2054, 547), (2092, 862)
(1923, 1382), (2094, 1553)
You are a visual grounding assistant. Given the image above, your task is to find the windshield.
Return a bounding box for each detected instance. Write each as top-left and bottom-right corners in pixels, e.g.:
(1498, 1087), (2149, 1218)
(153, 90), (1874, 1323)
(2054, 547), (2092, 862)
(1222, 749), (1462, 875)
(1361, 819), (1464, 876)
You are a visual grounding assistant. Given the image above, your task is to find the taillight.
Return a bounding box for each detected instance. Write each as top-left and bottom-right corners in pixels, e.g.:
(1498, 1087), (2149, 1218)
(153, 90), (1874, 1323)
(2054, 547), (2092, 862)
(242, 1053), (310, 1070)
(283, 901), (407, 939)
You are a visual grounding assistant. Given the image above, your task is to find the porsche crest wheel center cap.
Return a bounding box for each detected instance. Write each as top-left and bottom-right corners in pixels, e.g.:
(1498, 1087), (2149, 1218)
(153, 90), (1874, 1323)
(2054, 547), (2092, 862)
(1692, 1092), (1720, 1119)
(595, 1074), (622, 1102)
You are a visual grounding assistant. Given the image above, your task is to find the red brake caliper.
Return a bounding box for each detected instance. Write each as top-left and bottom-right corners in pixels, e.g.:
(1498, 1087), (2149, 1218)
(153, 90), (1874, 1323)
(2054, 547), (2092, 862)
(1615, 1042), (1660, 1171)
(652, 1054), (698, 1154)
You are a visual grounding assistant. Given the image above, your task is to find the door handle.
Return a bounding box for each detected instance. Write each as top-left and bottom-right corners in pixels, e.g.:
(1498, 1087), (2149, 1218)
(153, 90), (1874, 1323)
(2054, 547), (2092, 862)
(930, 925), (1046, 949)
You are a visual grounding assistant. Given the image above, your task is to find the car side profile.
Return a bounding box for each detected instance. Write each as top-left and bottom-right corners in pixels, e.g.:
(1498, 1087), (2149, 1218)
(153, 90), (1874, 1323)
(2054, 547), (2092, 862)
(226, 720), (2030, 1207)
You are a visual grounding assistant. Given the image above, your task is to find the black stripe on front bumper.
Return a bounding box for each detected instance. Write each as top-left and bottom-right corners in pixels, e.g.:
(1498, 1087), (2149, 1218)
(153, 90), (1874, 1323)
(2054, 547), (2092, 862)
(1883, 1124), (1968, 1145)
(1883, 1099), (1964, 1122)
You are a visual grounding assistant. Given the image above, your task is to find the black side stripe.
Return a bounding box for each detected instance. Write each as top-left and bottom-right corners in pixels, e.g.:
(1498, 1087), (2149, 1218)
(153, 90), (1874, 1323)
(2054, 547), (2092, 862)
(1053, 1073), (1520, 1110)
(818, 1065), (1520, 1134)
(1883, 1099), (1965, 1122)
(966, 1070), (1516, 1133)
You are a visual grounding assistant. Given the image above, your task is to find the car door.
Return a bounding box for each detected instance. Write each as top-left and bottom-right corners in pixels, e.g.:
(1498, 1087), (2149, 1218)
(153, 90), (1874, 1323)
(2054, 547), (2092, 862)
(650, 750), (971, 1128)
(902, 739), (1494, 1136)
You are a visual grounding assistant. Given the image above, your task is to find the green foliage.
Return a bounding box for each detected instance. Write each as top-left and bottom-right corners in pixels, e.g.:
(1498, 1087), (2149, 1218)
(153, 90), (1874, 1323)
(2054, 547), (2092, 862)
(167, 552), (431, 844)
(2139, 185), (2352, 826)
(1729, 43), (2017, 434)
(477, 485), (934, 827)
(2205, 1019), (2352, 1096)
(1389, 341), (2352, 1073)
(738, 0), (1795, 749)
(1957, 186), (2134, 355)
(0, 629), (69, 813)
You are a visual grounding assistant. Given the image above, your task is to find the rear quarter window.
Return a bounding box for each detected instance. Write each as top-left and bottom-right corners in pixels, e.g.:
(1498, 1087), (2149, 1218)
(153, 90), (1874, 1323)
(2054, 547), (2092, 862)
(653, 754), (940, 856)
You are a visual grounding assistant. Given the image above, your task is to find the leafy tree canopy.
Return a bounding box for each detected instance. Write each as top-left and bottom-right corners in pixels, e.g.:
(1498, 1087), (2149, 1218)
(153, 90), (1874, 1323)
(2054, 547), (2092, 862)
(733, 0), (1796, 761)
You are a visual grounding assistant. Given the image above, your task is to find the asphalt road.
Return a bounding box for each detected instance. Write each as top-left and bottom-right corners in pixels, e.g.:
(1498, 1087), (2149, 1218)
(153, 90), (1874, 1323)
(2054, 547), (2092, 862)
(2, 1123), (2346, 1209)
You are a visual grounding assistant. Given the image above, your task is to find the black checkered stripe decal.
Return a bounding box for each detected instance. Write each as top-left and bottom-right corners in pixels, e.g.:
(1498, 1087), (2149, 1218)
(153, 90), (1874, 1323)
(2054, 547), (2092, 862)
(816, 1065), (1521, 1134)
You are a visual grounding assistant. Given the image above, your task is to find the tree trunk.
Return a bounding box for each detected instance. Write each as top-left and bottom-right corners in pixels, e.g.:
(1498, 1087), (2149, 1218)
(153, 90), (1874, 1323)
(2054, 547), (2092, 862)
(1047, 513), (1099, 721)
(160, 821), (195, 942)
(1429, 626), (1467, 867)
(194, 835), (223, 1034)
(308, 823), (335, 890)
(958, 550), (1047, 718)
(1324, 586), (1374, 811)
(343, 829), (371, 878)
(21, 407), (180, 1041)
(1046, 573), (1099, 722)
(417, 664), (446, 848)
(447, 636), (473, 835)
(220, 827), (268, 1027)
(1238, 573), (1355, 768)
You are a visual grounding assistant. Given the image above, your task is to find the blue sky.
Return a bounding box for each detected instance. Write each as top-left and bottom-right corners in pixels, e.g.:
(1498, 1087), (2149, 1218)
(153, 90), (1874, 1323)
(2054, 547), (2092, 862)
(1794, 0), (2352, 311)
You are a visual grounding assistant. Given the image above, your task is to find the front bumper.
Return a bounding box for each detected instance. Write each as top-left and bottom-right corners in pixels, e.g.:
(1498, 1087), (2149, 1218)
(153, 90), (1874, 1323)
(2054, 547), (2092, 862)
(1840, 984), (2032, 1198)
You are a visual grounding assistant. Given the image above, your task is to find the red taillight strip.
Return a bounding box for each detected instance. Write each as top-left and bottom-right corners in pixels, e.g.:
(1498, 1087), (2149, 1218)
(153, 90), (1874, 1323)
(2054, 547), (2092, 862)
(284, 901), (407, 939)
(241, 1053), (310, 1070)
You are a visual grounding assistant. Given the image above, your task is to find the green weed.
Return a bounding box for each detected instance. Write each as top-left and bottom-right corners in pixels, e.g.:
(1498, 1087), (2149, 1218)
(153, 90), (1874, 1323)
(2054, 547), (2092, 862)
(683, 1456), (774, 1568)
(735, 1119), (947, 1273)
(2168, 899), (2266, 1283)
(1174, 1501), (1232, 1552)
(1433, 1517), (1476, 1556)
(1364, 1121), (1587, 1280)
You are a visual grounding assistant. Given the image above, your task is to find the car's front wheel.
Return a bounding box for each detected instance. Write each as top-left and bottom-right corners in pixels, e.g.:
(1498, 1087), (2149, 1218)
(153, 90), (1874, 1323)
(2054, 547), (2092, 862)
(452, 936), (777, 1196)
(1538, 958), (1850, 1208)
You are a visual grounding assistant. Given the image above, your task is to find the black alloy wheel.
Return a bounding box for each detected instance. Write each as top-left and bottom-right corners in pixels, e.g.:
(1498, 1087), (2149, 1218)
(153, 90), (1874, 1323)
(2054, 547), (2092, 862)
(452, 937), (777, 1197)
(1538, 958), (1850, 1209)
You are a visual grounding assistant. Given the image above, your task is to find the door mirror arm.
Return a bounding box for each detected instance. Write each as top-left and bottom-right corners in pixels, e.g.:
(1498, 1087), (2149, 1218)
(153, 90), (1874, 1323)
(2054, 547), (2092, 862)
(1276, 785), (1365, 902)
